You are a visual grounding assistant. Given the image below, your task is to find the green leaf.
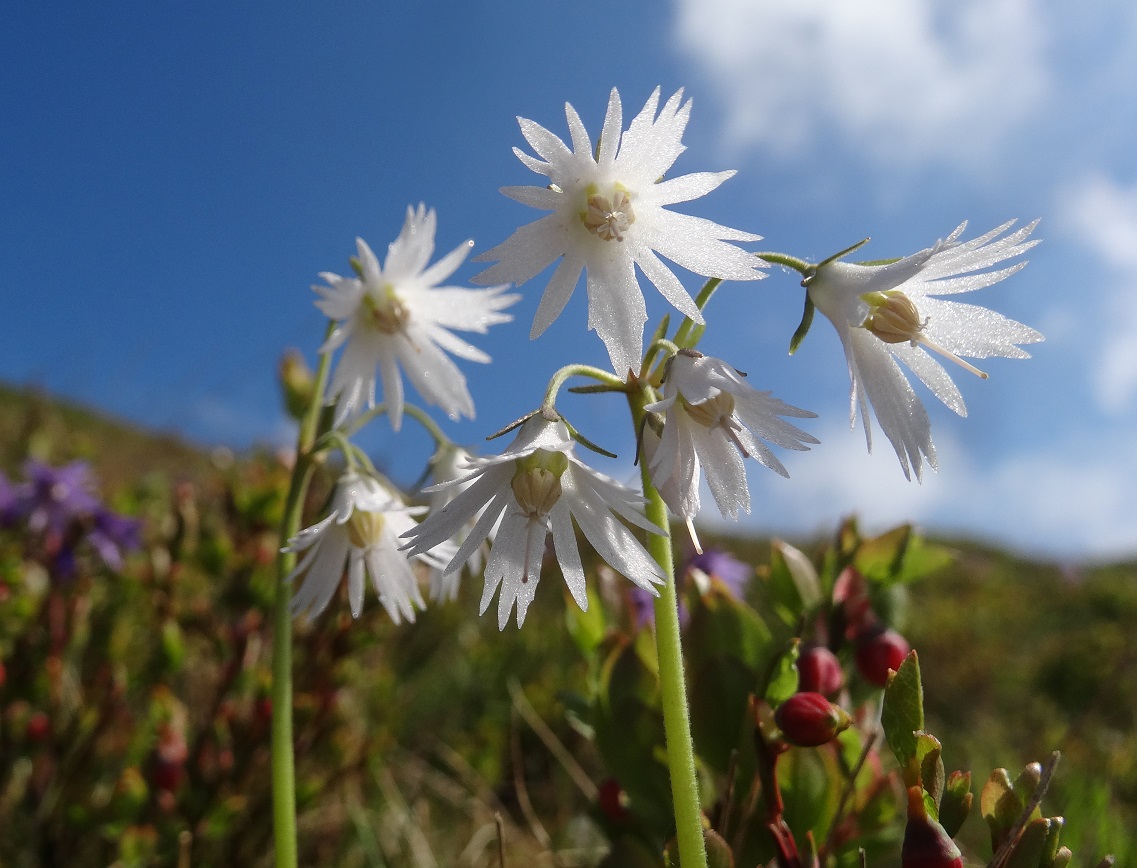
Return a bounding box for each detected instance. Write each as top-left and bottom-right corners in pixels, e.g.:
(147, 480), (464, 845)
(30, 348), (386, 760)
(940, 770), (973, 839)
(771, 539), (822, 615)
(915, 731), (945, 813)
(881, 650), (923, 785)
(564, 583), (607, 657)
(685, 584), (774, 673)
(981, 767), (1023, 852)
(763, 638), (801, 708)
(1004, 818), (1052, 868)
(855, 524), (954, 586)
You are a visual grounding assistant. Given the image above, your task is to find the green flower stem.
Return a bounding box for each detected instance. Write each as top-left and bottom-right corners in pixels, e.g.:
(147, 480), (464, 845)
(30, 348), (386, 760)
(671, 278), (722, 350)
(755, 252), (812, 275)
(628, 389), (708, 868)
(272, 331), (335, 868)
(542, 363), (627, 409)
(342, 401), (452, 450)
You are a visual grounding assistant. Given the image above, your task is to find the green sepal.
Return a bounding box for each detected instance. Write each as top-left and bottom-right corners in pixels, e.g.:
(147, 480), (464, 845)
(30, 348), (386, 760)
(881, 650), (924, 786)
(788, 294), (816, 355)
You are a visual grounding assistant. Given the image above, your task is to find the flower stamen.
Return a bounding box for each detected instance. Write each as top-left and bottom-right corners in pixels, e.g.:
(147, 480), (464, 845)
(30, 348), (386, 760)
(347, 509), (385, 549)
(581, 185), (636, 242)
(861, 290), (988, 379)
(362, 285), (410, 335)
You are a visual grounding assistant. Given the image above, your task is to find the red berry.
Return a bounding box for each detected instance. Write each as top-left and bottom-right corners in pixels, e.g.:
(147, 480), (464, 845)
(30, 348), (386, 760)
(903, 786), (964, 868)
(597, 778), (630, 823)
(855, 628), (911, 687)
(25, 711), (50, 744)
(774, 692), (852, 747)
(797, 645), (844, 696)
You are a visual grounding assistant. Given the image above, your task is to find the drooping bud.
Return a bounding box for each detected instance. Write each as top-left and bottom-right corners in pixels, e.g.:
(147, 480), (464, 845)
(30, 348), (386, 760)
(855, 626), (911, 687)
(774, 691), (852, 747)
(903, 785), (964, 868)
(278, 349), (315, 420)
(796, 644), (844, 697)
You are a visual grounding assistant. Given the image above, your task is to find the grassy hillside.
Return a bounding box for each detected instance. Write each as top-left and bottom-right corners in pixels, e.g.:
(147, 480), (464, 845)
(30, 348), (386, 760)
(0, 382), (1132, 865)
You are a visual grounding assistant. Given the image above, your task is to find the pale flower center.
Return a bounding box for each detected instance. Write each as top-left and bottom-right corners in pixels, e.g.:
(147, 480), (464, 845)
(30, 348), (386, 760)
(362, 285), (409, 335)
(347, 509), (385, 549)
(683, 391), (736, 429)
(860, 290), (988, 379)
(580, 184), (636, 242)
(510, 450), (569, 519)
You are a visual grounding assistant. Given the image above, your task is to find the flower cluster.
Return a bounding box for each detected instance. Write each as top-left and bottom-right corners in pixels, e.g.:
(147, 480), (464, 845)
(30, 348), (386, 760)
(1, 460), (141, 580)
(284, 85), (1041, 632)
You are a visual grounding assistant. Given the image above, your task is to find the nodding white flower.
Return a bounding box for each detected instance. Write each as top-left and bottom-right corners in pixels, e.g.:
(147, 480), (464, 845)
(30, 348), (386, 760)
(805, 220), (1043, 481)
(644, 350), (818, 551)
(473, 87), (764, 376)
(400, 415), (664, 629)
(421, 444), (493, 602)
(315, 204), (520, 430)
(283, 472), (451, 623)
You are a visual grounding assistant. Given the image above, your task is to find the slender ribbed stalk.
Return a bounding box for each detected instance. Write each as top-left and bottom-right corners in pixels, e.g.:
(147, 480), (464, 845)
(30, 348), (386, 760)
(271, 333), (334, 868)
(628, 390), (708, 868)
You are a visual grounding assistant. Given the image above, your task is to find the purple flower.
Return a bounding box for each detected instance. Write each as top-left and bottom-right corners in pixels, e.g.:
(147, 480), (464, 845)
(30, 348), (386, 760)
(629, 548), (753, 629)
(0, 472), (19, 526)
(685, 548), (752, 598)
(87, 507), (143, 571)
(19, 460), (101, 535)
(4, 460), (142, 579)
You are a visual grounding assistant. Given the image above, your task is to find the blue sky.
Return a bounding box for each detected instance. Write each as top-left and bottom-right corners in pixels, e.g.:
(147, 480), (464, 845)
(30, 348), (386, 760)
(4, 1), (1137, 560)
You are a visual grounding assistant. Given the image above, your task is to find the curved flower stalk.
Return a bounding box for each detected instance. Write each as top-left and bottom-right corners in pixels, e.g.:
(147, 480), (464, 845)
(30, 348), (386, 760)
(644, 350), (818, 550)
(474, 87), (764, 376)
(400, 414), (664, 629)
(283, 471), (451, 623)
(315, 204), (520, 430)
(805, 220), (1043, 480)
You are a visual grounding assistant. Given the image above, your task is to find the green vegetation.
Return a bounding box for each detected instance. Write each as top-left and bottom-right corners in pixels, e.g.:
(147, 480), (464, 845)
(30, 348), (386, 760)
(0, 382), (1131, 866)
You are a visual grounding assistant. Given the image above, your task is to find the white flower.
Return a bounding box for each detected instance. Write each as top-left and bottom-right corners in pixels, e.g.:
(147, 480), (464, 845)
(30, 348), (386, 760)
(315, 204), (520, 430)
(400, 415), (664, 629)
(421, 444), (493, 602)
(644, 351), (818, 550)
(473, 87), (764, 376)
(805, 220), (1043, 481)
(283, 472), (451, 623)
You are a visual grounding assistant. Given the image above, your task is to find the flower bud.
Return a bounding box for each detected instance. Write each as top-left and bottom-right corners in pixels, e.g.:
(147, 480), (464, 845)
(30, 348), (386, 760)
(597, 778), (630, 824)
(774, 691), (852, 747)
(903, 786), (964, 868)
(855, 627), (911, 687)
(796, 644), (843, 696)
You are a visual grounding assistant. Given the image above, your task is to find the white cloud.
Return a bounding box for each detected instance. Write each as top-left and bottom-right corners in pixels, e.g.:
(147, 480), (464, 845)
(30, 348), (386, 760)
(672, 0), (1048, 166)
(700, 419), (1137, 561)
(1061, 174), (1137, 412)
